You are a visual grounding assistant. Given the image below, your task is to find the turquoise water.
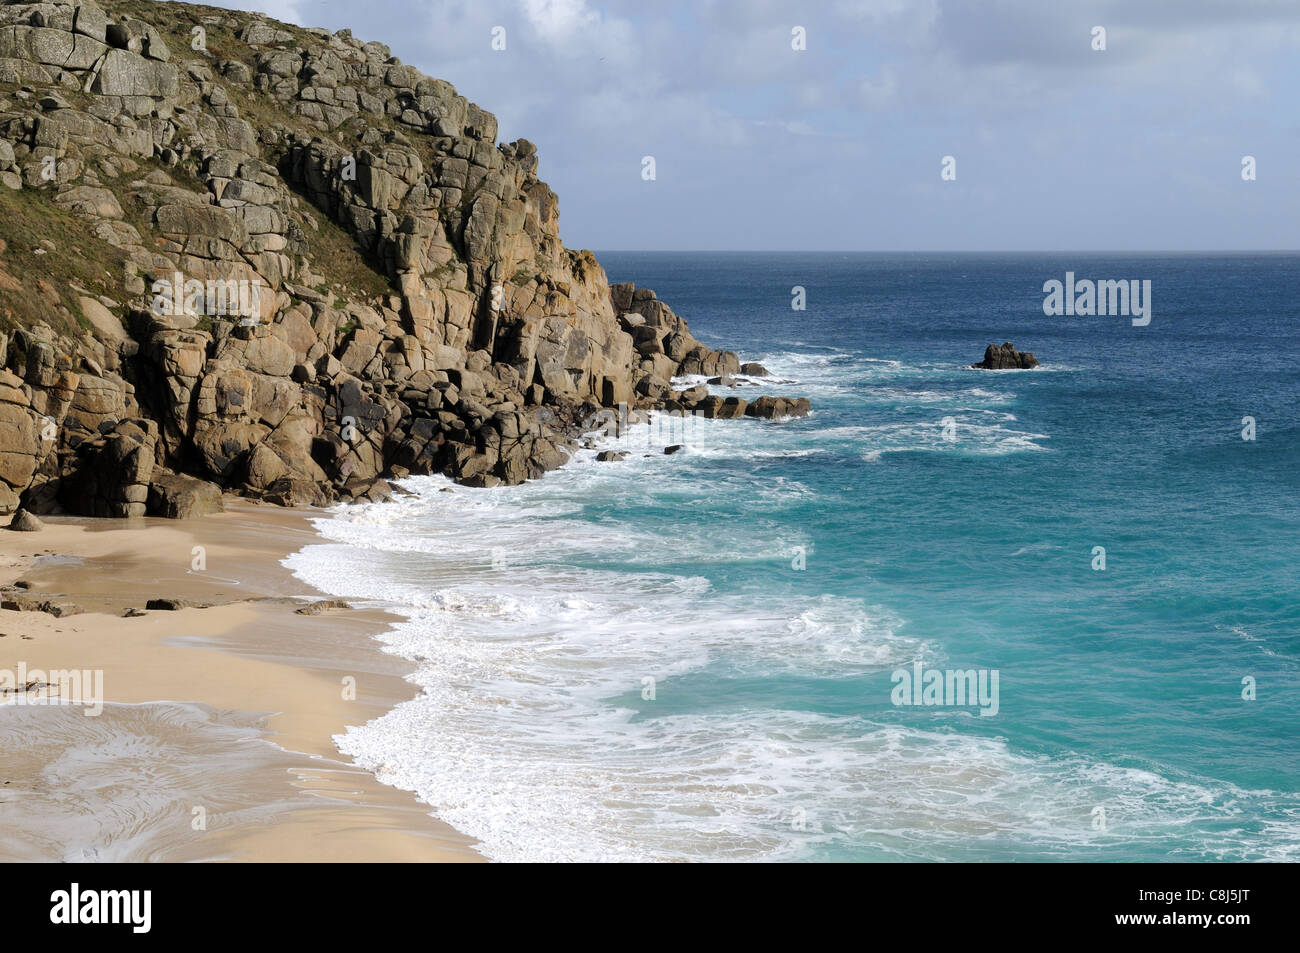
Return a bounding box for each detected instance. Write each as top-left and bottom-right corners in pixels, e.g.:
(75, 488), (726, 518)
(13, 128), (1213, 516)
(289, 253), (1300, 861)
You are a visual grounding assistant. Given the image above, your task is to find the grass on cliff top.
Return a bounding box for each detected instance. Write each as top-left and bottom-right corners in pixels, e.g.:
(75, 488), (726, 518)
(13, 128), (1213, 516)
(0, 186), (129, 337)
(110, 0), (357, 80)
(111, 0), (298, 54)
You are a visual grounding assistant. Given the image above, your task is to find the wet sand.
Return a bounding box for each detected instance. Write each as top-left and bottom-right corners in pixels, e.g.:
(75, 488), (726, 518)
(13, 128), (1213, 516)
(0, 500), (482, 862)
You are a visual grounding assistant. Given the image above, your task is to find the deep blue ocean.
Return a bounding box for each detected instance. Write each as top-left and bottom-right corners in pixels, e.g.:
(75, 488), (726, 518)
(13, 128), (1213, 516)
(289, 253), (1300, 861)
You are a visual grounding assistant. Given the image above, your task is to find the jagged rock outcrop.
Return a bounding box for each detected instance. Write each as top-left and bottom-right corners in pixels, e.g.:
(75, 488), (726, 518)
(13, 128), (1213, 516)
(0, 0), (807, 518)
(972, 342), (1039, 370)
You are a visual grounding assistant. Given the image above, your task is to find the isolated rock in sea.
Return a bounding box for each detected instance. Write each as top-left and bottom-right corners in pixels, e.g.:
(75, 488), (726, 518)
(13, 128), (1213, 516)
(972, 342), (1039, 370)
(595, 450), (628, 462)
(0, 1), (810, 518)
(740, 363), (769, 377)
(8, 509), (42, 531)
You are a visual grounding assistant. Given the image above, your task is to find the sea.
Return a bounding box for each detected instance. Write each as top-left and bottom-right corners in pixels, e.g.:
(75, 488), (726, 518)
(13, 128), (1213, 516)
(285, 252), (1300, 862)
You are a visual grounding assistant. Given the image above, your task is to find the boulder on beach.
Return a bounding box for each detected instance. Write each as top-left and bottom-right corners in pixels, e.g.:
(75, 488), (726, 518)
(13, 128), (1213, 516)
(972, 342), (1039, 370)
(147, 470), (223, 519)
(8, 509), (42, 532)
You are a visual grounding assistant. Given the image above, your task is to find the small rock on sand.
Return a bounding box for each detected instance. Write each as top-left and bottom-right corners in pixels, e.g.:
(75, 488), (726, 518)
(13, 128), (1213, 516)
(145, 598), (211, 611)
(1, 595), (82, 617)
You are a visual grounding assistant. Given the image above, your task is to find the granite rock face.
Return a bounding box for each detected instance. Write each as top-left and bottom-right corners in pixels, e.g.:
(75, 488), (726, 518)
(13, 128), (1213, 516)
(0, 0), (807, 517)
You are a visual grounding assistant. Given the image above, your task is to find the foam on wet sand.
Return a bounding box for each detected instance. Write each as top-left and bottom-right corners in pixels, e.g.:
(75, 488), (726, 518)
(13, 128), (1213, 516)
(0, 501), (481, 863)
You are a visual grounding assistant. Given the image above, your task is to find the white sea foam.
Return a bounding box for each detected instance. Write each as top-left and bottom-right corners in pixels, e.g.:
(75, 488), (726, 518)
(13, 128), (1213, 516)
(281, 347), (1294, 862)
(816, 419), (1052, 459)
(289, 472), (1298, 862)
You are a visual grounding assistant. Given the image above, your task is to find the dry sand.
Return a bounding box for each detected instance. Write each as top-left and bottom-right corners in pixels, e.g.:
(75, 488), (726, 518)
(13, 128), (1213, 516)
(0, 500), (482, 862)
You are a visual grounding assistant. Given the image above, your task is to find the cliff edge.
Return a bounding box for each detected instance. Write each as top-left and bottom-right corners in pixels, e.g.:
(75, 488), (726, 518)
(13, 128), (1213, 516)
(0, 0), (805, 518)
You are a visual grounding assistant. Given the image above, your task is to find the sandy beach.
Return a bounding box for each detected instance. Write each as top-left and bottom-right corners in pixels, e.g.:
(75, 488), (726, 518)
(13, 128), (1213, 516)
(0, 499), (481, 862)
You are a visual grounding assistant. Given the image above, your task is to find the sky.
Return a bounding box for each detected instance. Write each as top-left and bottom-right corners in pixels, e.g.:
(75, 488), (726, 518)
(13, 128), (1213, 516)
(181, 0), (1300, 251)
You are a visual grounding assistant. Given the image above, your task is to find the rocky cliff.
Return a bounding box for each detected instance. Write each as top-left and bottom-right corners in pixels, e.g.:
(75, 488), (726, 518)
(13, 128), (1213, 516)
(0, 0), (804, 519)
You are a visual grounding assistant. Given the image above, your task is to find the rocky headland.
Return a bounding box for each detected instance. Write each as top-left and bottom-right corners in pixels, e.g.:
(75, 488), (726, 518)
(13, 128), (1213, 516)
(0, 0), (807, 522)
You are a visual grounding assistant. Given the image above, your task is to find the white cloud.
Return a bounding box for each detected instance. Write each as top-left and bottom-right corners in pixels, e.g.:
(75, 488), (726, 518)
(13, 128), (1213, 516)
(521, 0), (601, 44)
